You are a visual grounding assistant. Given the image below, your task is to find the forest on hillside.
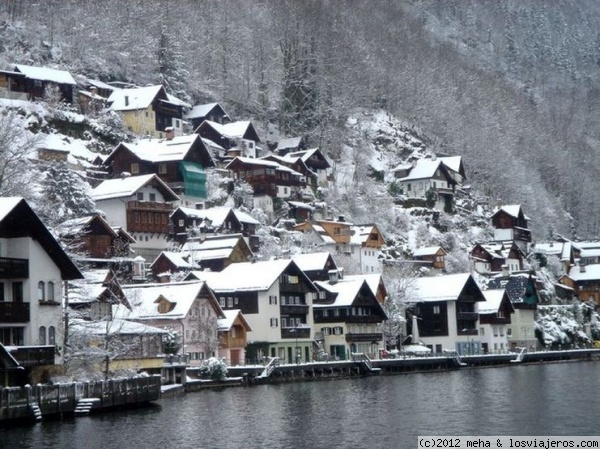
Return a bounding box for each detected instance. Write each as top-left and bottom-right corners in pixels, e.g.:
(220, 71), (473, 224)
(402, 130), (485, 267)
(2, 0), (600, 239)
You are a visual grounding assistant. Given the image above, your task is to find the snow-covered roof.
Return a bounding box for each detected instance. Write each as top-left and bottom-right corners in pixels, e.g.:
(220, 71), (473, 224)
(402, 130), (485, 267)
(494, 204), (530, 221)
(71, 318), (167, 335)
(174, 206), (259, 226)
(413, 246), (444, 257)
(478, 289), (505, 314)
(311, 224), (336, 244)
(116, 134), (207, 163)
(314, 277), (366, 307)
(0, 197), (27, 221)
(150, 252), (191, 269)
(397, 159), (444, 182)
(350, 224), (378, 245)
(580, 248), (600, 258)
(108, 85), (164, 111)
(438, 156), (462, 174)
(15, 64), (76, 85)
(91, 174), (178, 201)
(345, 273), (383, 298)
(69, 269), (113, 304)
(191, 259), (300, 292)
(391, 163), (413, 172)
(292, 252), (333, 272)
(533, 242), (564, 256)
(227, 157), (304, 177)
(277, 137), (302, 150)
(117, 281), (209, 320)
(408, 273), (473, 302)
(166, 93), (191, 108)
(203, 120), (253, 139)
(182, 235), (246, 262)
(185, 103), (228, 119)
(567, 264), (600, 281)
(217, 309), (251, 331)
(86, 79), (115, 91)
(288, 201), (314, 210)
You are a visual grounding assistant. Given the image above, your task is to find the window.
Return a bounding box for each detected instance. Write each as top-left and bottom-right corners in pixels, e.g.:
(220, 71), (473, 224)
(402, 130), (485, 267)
(480, 327), (485, 336)
(175, 119), (180, 128)
(407, 183), (411, 191)
(158, 302), (169, 313)
(137, 192), (144, 201)
(322, 309), (329, 317)
(47, 282), (55, 302)
(39, 326), (46, 345)
(333, 309), (340, 317)
(158, 164), (167, 174)
(281, 317), (287, 328)
(38, 281), (45, 301)
(219, 297), (225, 307)
(433, 305), (440, 314)
(13, 282), (23, 302)
(270, 318), (278, 327)
(333, 326), (343, 335)
(131, 163), (140, 174)
(227, 297), (233, 307)
(269, 295), (277, 305)
(48, 327), (56, 345)
(322, 327), (331, 336)
(149, 193), (156, 202)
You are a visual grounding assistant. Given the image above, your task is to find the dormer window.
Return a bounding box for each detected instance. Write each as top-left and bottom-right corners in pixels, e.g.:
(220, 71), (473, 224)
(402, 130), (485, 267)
(131, 163), (140, 174)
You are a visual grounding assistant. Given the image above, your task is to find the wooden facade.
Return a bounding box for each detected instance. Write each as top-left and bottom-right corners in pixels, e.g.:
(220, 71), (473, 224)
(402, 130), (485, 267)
(226, 157), (306, 198)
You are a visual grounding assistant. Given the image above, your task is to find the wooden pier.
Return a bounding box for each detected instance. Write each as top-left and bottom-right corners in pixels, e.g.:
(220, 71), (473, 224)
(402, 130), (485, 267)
(0, 375), (162, 423)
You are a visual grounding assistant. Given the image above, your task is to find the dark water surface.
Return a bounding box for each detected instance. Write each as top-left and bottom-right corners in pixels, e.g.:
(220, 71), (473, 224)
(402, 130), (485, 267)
(2, 361), (598, 449)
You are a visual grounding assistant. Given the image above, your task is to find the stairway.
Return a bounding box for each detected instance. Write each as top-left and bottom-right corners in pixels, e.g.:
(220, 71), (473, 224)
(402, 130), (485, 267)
(351, 353), (381, 374)
(257, 357), (280, 379)
(29, 404), (42, 422)
(511, 347), (528, 363)
(74, 398), (101, 416)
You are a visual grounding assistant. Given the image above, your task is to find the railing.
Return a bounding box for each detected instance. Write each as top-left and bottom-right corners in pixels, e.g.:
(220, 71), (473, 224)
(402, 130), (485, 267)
(281, 327), (311, 339)
(0, 257), (29, 279)
(345, 332), (383, 343)
(511, 347), (528, 363)
(127, 201), (173, 211)
(257, 357), (280, 379)
(457, 311), (479, 321)
(0, 302), (30, 322)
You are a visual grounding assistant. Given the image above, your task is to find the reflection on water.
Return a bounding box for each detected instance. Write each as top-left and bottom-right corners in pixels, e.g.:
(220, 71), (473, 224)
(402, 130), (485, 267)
(2, 362), (599, 449)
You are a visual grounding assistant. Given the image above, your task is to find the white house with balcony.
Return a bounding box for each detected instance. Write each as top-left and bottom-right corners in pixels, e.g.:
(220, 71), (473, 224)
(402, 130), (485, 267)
(91, 174), (179, 260)
(0, 197), (83, 370)
(395, 159), (458, 211)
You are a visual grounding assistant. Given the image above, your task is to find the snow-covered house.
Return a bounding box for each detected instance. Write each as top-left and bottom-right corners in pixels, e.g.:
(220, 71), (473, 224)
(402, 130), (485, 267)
(180, 234), (254, 273)
(184, 102), (231, 130)
(107, 85), (188, 138)
(0, 197), (83, 370)
(349, 224), (385, 274)
(532, 240), (573, 275)
(413, 246), (447, 271)
(56, 213), (135, 259)
(116, 281), (225, 366)
(488, 272), (540, 350)
(478, 289), (514, 354)
(68, 268), (129, 322)
(469, 242), (524, 275)
(313, 272), (388, 360)
(292, 252), (339, 282)
(558, 263), (600, 307)
(218, 309), (251, 366)
(100, 132), (215, 207)
(395, 159), (458, 211)
(438, 156), (467, 185)
(196, 120), (261, 161)
(169, 206), (260, 251)
(345, 273), (388, 304)
(188, 259), (318, 365)
(491, 205), (532, 254)
(275, 136), (306, 156)
(148, 251), (193, 282)
(405, 273), (486, 355)
(225, 157), (307, 199)
(91, 174), (179, 260)
(7, 64), (77, 103)
(262, 148), (331, 191)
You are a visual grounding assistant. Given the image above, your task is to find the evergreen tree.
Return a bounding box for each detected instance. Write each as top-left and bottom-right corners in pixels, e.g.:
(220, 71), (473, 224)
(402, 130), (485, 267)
(36, 162), (96, 226)
(158, 26), (190, 103)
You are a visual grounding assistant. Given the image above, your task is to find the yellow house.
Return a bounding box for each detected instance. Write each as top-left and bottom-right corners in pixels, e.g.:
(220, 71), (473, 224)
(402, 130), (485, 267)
(108, 85), (188, 138)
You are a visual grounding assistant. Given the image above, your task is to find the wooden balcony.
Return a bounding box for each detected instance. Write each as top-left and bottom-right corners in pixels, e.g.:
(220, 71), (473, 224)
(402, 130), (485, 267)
(0, 257), (29, 279)
(127, 200), (173, 211)
(0, 302), (30, 322)
(9, 345), (55, 367)
(458, 328), (478, 336)
(281, 327), (311, 339)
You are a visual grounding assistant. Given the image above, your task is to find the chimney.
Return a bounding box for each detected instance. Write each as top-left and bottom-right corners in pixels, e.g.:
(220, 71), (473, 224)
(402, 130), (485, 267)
(501, 264), (509, 277)
(580, 261), (586, 273)
(338, 215), (345, 222)
(90, 86), (98, 96)
(165, 126), (175, 140)
(328, 269), (339, 284)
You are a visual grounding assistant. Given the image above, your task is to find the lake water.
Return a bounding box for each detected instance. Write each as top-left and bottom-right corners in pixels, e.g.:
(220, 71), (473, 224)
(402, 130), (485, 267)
(2, 361), (599, 449)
